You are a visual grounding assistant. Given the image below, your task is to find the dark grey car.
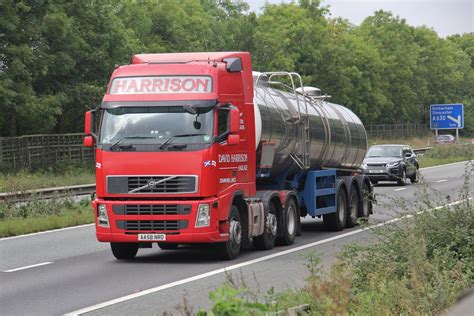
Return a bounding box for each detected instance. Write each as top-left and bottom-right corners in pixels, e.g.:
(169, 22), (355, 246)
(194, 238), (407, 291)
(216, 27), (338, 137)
(362, 144), (419, 185)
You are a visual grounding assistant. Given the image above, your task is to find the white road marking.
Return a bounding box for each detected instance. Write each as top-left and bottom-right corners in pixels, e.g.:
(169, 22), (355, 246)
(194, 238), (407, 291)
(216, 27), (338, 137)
(3, 261), (53, 273)
(436, 179), (448, 183)
(0, 224), (94, 242)
(394, 188), (406, 191)
(65, 199), (469, 316)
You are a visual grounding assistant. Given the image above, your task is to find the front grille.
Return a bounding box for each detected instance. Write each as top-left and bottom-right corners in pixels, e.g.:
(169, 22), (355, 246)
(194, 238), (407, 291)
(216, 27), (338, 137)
(107, 175), (197, 194)
(367, 164), (386, 169)
(128, 176), (196, 193)
(116, 220), (188, 231)
(112, 204), (191, 215)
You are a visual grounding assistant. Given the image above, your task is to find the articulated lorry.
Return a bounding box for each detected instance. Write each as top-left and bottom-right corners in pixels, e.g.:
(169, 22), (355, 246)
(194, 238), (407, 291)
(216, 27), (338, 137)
(84, 52), (372, 260)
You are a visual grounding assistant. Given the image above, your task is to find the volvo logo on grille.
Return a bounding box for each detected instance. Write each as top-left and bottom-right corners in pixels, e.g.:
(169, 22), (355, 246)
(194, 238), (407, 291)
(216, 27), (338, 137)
(147, 180), (159, 188)
(128, 176), (178, 193)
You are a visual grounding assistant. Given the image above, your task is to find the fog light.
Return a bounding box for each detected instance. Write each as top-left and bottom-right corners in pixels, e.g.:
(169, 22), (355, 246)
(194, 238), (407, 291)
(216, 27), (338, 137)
(97, 204), (110, 228)
(195, 204), (210, 227)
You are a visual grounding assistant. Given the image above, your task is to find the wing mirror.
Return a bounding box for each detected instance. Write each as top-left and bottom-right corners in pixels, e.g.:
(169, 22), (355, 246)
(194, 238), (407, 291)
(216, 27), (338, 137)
(227, 134), (240, 146)
(84, 109), (98, 147)
(229, 108), (240, 134)
(404, 153), (413, 158)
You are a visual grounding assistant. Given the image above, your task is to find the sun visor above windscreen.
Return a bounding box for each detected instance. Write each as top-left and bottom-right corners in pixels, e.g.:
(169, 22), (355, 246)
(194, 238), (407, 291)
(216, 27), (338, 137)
(109, 76), (213, 95)
(100, 99), (218, 109)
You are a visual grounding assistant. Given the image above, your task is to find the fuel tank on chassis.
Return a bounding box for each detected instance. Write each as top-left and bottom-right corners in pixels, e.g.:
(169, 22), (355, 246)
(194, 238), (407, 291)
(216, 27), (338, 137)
(253, 76), (367, 178)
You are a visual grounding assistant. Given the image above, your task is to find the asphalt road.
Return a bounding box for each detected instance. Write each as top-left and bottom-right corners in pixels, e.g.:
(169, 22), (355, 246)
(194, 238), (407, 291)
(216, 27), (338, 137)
(0, 161), (472, 316)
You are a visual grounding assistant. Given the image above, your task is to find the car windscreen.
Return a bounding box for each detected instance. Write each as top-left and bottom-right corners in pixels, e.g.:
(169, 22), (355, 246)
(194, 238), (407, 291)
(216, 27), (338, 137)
(367, 146), (402, 158)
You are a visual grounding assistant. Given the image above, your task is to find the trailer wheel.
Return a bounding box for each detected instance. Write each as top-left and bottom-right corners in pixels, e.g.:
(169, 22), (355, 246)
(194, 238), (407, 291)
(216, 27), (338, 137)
(276, 198), (297, 246)
(359, 181), (372, 221)
(158, 243), (179, 250)
(254, 201), (277, 250)
(323, 184), (347, 231)
(110, 242), (139, 260)
(346, 185), (360, 228)
(219, 205), (241, 260)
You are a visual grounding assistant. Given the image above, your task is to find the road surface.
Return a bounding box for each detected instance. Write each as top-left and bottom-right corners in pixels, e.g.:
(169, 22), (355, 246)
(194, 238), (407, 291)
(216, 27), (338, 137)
(0, 161), (472, 315)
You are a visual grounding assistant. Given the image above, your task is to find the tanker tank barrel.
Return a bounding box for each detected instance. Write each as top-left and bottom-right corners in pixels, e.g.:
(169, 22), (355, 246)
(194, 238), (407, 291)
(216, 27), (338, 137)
(253, 71), (367, 179)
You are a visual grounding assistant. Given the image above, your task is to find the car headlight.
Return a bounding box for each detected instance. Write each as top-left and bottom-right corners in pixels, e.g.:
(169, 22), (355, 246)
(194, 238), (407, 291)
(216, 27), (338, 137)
(386, 161), (401, 168)
(97, 204), (110, 228)
(361, 162), (367, 169)
(195, 204), (210, 227)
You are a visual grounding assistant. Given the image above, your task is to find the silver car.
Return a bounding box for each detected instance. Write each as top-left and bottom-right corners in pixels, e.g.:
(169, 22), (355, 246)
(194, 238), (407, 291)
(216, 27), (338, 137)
(362, 144), (419, 185)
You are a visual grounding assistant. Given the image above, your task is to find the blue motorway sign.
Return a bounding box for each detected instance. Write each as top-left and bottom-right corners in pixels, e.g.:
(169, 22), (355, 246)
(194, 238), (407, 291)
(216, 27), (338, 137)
(430, 103), (464, 130)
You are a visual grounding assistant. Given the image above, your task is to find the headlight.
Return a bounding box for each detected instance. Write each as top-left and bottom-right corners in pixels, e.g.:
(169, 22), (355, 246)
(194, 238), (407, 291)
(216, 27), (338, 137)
(386, 161), (401, 168)
(361, 162), (367, 169)
(97, 204), (110, 227)
(195, 204), (210, 227)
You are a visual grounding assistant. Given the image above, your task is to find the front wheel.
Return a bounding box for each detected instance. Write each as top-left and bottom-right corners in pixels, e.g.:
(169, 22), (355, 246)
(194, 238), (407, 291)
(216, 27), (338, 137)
(219, 205), (241, 260)
(276, 199), (297, 246)
(397, 168), (407, 186)
(110, 242), (139, 260)
(410, 167), (419, 183)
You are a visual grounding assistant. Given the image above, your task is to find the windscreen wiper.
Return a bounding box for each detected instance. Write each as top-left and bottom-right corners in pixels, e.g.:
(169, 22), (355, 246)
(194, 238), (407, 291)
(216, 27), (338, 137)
(159, 133), (208, 150)
(109, 136), (157, 151)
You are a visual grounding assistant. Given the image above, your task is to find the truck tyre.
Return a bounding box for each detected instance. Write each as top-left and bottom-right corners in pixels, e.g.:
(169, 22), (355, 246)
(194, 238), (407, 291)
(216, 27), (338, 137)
(397, 168), (407, 186)
(254, 201), (277, 250)
(276, 199), (297, 246)
(110, 242), (139, 260)
(219, 205), (241, 260)
(157, 243), (179, 250)
(346, 186), (360, 228)
(359, 181), (372, 221)
(323, 185), (347, 231)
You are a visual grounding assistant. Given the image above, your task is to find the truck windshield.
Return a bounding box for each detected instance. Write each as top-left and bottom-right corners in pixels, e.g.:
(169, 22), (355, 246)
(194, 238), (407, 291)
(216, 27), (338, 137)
(99, 105), (214, 151)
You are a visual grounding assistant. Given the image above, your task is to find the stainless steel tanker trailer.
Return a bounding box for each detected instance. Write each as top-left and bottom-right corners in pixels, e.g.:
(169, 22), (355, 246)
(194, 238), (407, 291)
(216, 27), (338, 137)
(252, 71), (372, 238)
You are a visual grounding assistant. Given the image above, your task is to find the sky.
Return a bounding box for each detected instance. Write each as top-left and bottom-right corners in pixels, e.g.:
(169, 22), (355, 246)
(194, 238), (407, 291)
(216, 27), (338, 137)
(246, 0), (473, 37)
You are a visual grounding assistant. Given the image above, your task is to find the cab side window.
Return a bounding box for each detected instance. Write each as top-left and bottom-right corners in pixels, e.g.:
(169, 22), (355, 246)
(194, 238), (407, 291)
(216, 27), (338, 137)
(217, 108), (230, 142)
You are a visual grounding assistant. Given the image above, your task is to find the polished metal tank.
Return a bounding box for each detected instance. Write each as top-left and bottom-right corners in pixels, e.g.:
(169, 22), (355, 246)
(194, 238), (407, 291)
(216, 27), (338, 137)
(253, 73), (367, 178)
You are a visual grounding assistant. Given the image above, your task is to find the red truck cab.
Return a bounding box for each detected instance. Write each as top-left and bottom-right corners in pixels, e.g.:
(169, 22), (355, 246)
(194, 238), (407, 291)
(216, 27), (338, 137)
(85, 52), (261, 259)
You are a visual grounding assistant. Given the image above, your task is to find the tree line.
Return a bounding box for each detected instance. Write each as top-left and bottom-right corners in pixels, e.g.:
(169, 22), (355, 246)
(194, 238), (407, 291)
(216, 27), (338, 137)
(1, 0), (473, 136)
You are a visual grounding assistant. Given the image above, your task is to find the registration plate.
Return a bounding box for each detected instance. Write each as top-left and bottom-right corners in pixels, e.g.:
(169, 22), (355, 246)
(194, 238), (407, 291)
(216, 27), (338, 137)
(138, 234), (166, 241)
(367, 170), (384, 174)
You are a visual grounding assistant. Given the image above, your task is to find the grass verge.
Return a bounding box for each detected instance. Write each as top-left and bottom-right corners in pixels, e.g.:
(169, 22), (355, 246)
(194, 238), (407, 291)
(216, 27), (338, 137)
(0, 160), (95, 192)
(419, 144), (473, 167)
(0, 198), (93, 237)
(196, 168), (473, 315)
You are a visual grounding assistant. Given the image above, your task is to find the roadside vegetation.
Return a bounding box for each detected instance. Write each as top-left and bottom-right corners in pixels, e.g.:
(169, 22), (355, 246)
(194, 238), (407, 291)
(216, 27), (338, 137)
(2, 1), (473, 137)
(0, 160), (95, 192)
(0, 197), (93, 237)
(194, 170), (473, 315)
(369, 135), (433, 148)
(419, 144), (474, 168)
